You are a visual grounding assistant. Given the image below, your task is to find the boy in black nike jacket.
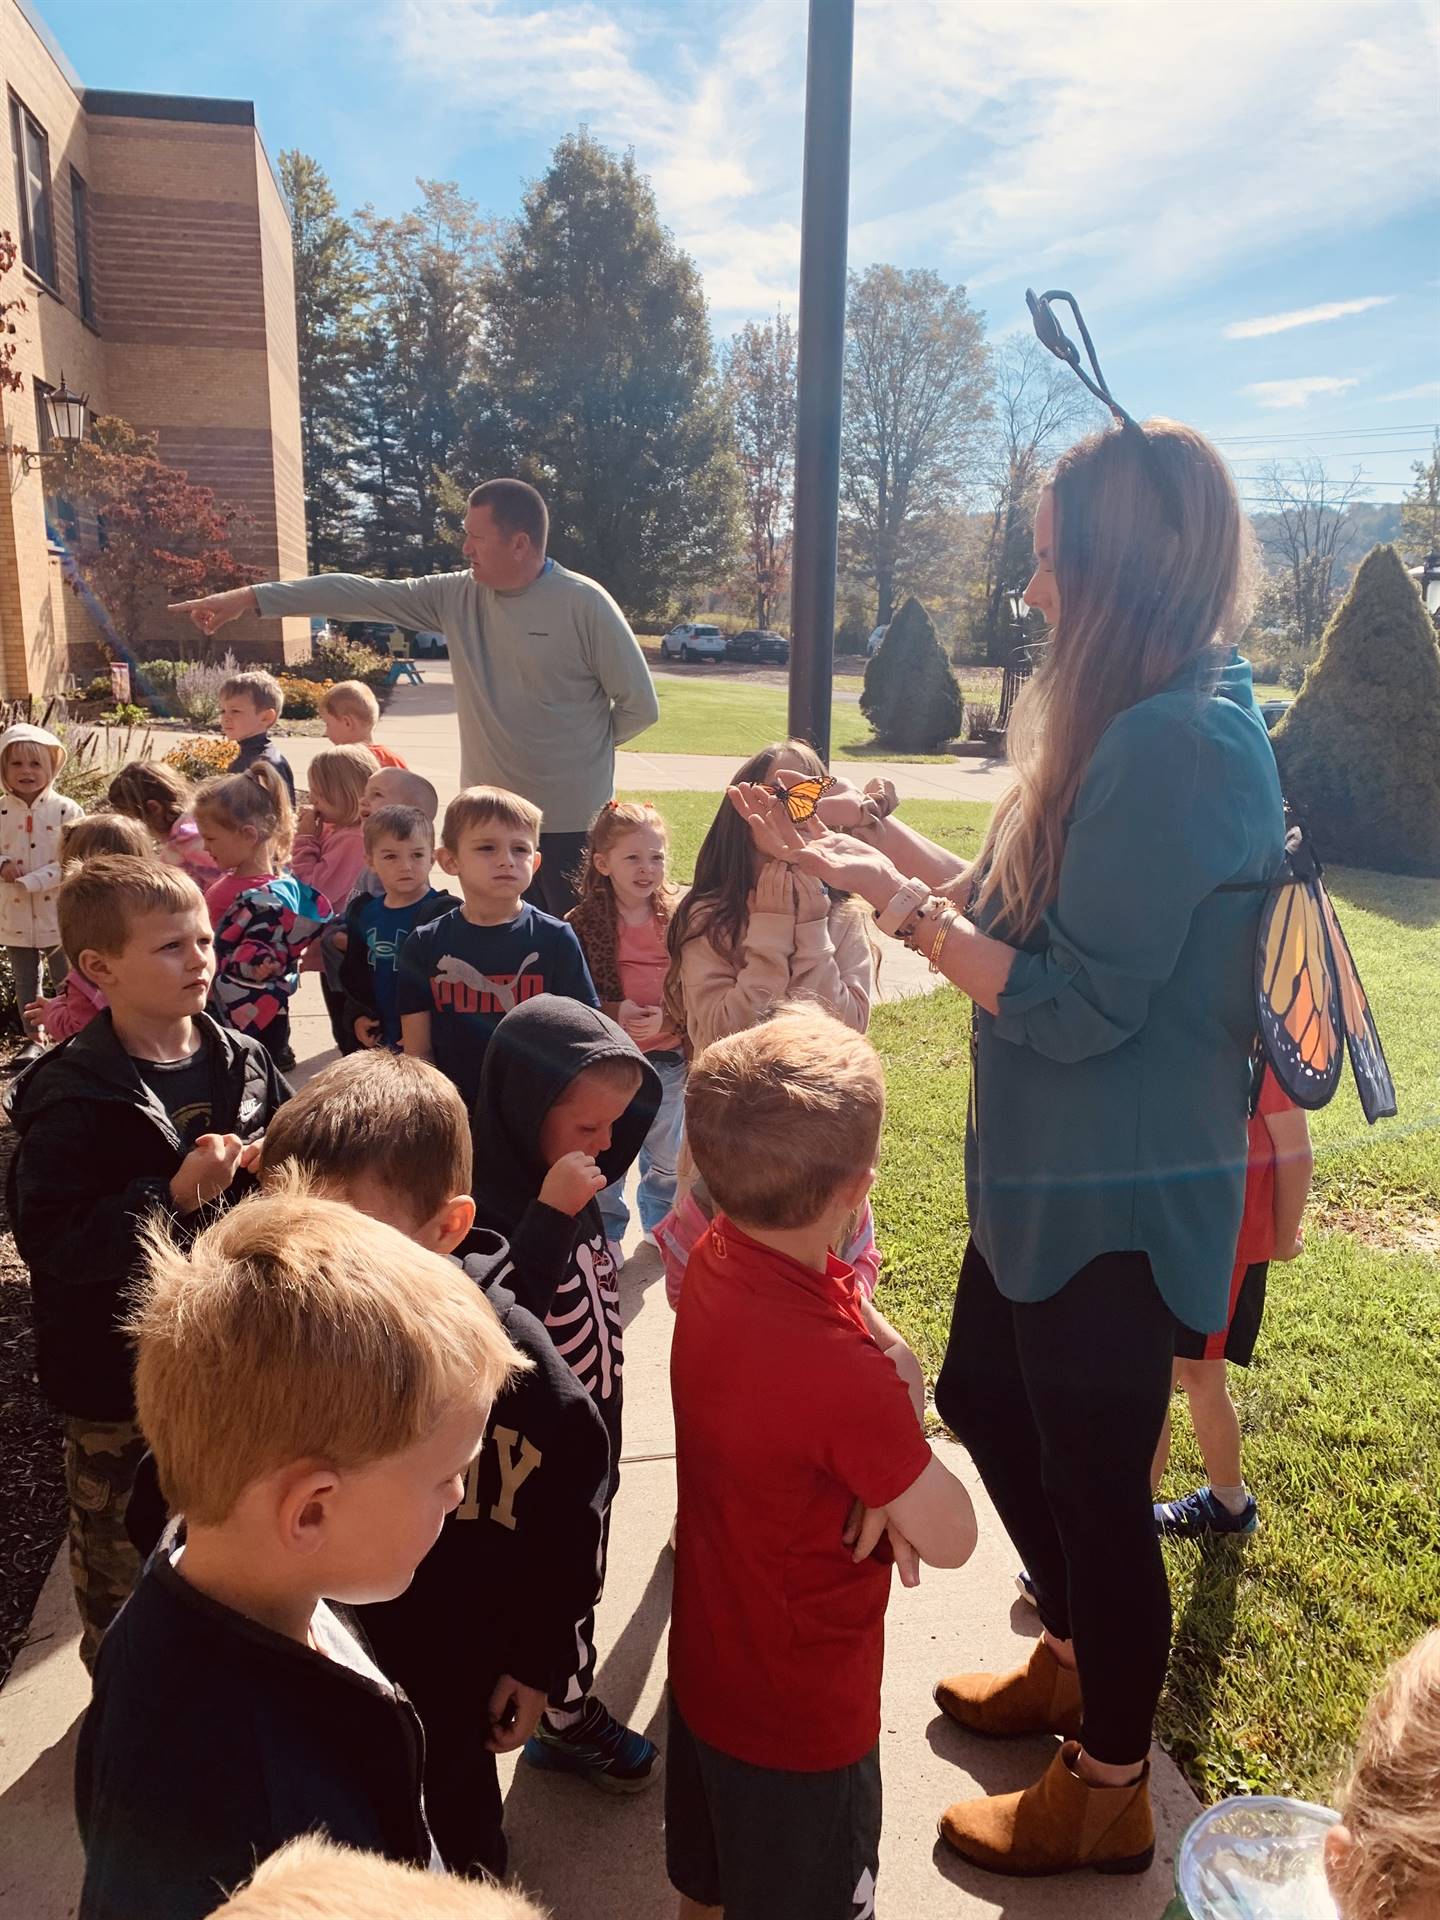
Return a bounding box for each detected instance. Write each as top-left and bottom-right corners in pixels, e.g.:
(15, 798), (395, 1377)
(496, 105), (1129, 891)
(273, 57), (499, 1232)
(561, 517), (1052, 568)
(471, 994), (660, 1792)
(258, 1051), (611, 1878)
(5, 856), (288, 1668)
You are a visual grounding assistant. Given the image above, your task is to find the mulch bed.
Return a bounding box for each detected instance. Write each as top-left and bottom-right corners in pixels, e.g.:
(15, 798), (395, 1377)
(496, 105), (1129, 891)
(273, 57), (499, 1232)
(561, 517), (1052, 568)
(0, 1058), (66, 1689)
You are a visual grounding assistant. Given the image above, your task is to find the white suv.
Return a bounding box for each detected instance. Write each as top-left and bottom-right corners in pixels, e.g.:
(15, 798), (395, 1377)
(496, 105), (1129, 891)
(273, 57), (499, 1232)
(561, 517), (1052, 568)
(659, 623), (727, 663)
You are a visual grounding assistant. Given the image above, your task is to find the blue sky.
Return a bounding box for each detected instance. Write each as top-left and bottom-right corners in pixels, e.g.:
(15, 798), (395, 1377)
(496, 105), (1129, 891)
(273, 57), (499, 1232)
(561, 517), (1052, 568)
(36, 0), (1440, 510)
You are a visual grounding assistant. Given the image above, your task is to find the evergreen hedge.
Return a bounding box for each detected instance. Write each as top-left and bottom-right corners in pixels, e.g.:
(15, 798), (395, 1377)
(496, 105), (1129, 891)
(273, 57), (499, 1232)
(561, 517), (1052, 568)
(860, 597), (964, 751)
(1271, 544), (1440, 876)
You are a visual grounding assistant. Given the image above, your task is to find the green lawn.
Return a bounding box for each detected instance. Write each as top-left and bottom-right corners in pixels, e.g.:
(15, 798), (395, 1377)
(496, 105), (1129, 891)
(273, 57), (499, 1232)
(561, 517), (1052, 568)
(661, 780), (1437, 1807)
(638, 677), (964, 762)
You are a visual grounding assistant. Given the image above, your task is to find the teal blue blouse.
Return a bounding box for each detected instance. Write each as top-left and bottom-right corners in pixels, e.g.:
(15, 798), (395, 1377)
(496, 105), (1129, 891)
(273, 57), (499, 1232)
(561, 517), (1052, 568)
(966, 652), (1285, 1332)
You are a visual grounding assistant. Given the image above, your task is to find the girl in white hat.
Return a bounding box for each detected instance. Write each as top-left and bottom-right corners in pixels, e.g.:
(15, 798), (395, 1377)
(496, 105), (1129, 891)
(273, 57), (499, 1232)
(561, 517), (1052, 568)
(0, 723), (84, 1070)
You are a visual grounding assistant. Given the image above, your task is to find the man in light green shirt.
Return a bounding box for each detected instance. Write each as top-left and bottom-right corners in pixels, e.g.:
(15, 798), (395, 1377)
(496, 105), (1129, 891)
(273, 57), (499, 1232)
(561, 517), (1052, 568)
(172, 480), (658, 914)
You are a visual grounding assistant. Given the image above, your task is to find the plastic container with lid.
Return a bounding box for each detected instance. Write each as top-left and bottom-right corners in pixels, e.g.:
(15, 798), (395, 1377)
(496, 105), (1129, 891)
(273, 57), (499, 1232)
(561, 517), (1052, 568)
(1163, 1796), (1341, 1919)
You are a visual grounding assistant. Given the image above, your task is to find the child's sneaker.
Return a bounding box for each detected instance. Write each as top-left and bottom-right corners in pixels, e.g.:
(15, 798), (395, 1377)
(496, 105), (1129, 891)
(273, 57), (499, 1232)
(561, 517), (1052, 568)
(1015, 1569), (1038, 1609)
(605, 1237), (625, 1272)
(1154, 1487), (1258, 1540)
(522, 1696), (659, 1794)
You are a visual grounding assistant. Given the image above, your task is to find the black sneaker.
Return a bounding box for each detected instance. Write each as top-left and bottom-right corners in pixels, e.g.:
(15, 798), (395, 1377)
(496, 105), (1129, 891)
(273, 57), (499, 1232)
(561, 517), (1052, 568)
(272, 1044), (297, 1072)
(522, 1696), (659, 1794)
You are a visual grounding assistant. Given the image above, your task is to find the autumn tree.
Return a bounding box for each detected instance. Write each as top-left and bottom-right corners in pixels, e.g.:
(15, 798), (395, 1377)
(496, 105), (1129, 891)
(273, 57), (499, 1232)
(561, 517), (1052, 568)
(0, 229), (23, 396)
(484, 132), (739, 615)
(978, 338), (1100, 660)
(44, 417), (258, 659)
(354, 180), (493, 571)
(279, 150), (364, 570)
(724, 311), (797, 629)
(1254, 458), (1367, 651)
(1399, 430), (1440, 559)
(840, 266), (991, 627)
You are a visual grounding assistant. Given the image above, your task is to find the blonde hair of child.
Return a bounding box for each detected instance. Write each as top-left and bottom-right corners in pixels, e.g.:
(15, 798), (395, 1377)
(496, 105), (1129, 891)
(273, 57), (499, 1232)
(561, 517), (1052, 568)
(61, 813), (155, 867)
(212, 1834), (545, 1919)
(1332, 1629), (1440, 1919)
(365, 767), (440, 822)
(442, 785), (542, 854)
(685, 1006), (885, 1230)
(1, 739), (59, 793)
(108, 759), (192, 834)
(193, 761), (293, 869)
(130, 1181), (526, 1526)
(57, 856), (205, 966)
(574, 799), (676, 916)
(318, 679), (381, 728)
(306, 744), (379, 829)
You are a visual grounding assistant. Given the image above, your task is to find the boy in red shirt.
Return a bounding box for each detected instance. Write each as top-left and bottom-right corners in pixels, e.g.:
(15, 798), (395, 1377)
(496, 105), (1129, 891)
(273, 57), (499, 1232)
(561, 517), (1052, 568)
(1153, 1067), (1314, 1537)
(668, 1007), (977, 1920)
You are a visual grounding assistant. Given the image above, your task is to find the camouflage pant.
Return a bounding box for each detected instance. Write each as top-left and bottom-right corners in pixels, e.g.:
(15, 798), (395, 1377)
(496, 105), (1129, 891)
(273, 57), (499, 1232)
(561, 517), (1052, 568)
(63, 1416), (146, 1673)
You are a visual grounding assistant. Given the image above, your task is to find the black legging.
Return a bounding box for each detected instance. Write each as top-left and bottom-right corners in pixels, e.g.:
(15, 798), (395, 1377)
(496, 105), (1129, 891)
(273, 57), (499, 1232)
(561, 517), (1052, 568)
(934, 1241), (1176, 1765)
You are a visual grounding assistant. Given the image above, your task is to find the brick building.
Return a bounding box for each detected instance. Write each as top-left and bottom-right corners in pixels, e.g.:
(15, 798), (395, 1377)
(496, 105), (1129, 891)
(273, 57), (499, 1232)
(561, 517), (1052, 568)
(0, 0), (309, 696)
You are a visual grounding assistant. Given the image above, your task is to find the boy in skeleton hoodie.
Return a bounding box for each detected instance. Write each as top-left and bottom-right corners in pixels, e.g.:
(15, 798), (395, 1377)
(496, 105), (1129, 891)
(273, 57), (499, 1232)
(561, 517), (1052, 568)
(471, 994), (662, 1793)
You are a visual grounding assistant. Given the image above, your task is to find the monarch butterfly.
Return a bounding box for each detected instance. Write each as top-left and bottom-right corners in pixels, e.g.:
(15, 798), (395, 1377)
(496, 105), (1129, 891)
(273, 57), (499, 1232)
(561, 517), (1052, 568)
(773, 774), (835, 823)
(1252, 810), (1396, 1125)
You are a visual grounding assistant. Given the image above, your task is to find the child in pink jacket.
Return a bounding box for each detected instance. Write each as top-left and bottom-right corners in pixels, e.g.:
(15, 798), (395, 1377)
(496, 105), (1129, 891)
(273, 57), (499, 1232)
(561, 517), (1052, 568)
(289, 745), (378, 963)
(27, 813), (159, 1042)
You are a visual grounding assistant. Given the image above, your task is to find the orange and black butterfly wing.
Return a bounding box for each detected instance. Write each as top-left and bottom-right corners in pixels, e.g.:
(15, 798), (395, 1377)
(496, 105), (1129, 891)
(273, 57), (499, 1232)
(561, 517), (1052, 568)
(776, 775), (835, 823)
(1254, 876), (1343, 1110)
(1316, 885), (1397, 1124)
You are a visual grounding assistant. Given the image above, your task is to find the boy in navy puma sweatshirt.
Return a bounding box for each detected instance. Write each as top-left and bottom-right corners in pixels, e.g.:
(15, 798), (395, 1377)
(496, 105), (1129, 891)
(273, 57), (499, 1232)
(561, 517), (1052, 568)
(471, 994), (660, 1793)
(250, 1053), (610, 1880)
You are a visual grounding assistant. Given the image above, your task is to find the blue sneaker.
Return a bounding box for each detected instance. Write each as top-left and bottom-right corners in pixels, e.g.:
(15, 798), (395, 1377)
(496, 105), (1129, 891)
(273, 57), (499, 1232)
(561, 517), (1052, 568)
(1155, 1487), (1258, 1540)
(521, 1696), (659, 1794)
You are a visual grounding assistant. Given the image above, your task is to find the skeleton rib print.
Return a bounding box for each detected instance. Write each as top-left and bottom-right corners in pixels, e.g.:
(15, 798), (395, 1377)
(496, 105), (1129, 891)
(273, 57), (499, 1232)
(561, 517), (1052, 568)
(545, 1233), (623, 1403)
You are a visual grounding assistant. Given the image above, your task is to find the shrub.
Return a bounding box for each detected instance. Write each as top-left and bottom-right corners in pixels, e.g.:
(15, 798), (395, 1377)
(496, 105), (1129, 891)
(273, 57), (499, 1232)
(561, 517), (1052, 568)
(275, 674), (332, 719)
(1271, 545), (1440, 876)
(966, 701), (998, 742)
(859, 597), (964, 751)
(164, 736), (239, 783)
(294, 636), (390, 689)
(174, 650), (240, 726)
(834, 604), (870, 656)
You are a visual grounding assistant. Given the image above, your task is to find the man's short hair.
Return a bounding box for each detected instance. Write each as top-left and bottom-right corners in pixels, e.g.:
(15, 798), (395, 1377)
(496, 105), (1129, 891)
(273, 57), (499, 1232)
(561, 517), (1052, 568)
(686, 1007), (886, 1230)
(363, 802), (436, 859)
(318, 679), (380, 727)
(212, 1834), (545, 1919)
(261, 1053), (469, 1224)
(57, 855), (204, 965)
(131, 1185), (523, 1526)
(442, 785), (543, 855)
(221, 669), (284, 718)
(367, 767), (440, 821)
(466, 478), (548, 552)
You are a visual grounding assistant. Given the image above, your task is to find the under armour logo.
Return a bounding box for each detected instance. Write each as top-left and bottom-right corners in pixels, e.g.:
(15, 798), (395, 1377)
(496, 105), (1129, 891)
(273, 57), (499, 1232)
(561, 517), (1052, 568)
(852, 1868), (876, 1918)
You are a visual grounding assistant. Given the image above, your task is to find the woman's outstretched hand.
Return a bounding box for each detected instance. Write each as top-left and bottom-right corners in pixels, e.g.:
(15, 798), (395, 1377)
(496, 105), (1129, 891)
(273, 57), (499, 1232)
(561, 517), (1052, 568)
(727, 782), (905, 911)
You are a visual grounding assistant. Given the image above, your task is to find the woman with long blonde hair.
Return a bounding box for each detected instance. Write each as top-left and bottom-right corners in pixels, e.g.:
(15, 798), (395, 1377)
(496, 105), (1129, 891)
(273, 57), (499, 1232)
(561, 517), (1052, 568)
(731, 417), (1286, 1876)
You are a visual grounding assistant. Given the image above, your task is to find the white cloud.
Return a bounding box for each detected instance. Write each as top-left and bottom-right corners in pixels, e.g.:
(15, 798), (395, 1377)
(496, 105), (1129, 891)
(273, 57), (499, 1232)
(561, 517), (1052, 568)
(1223, 297), (1394, 339)
(1244, 376), (1361, 410)
(1376, 381), (1440, 403)
(387, 0), (1440, 328)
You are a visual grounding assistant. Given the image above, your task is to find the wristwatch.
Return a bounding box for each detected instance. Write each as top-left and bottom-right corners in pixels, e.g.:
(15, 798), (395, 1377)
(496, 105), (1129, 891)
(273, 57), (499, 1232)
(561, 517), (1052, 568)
(875, 878), (931, 937)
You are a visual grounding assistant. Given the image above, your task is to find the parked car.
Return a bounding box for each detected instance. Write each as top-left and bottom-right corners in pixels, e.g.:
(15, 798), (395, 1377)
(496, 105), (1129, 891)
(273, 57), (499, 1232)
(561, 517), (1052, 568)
(725, 628), (790, 665)
(659, 622), (727, 663)
(1259, 698), (1292, 731)
(865, 624), (889, 657)
(412, 630), (448, 658)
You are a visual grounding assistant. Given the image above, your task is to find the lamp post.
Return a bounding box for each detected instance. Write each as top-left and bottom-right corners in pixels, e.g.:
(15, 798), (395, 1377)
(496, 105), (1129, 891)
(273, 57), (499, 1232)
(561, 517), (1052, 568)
(16, 371), (89, 474)
(787, 0), (855, 761)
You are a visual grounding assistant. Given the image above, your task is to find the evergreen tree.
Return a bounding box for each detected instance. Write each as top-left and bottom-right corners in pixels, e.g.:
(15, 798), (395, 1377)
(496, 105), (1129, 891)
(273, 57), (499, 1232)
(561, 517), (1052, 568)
(1399, 430), (1440, 559)
(859, 596), (964, 751)
(355, 180), (493, 572)
(484, 131), (739, 615)
(279, 152), (363, 570)
(1272, 544), (1440, 875)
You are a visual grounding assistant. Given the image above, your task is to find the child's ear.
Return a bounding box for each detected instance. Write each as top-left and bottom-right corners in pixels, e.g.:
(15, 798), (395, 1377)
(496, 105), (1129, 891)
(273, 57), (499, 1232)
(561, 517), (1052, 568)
(79, 947), (117, 990)
(1323, 1824), (1354, 1904)
(276, 1464), (339, 1558)
(417, 1195), (475, 1256)
(841, 1166), (876, 1213)
(435, 846), (459, 876)
(530, 847), (543, 872)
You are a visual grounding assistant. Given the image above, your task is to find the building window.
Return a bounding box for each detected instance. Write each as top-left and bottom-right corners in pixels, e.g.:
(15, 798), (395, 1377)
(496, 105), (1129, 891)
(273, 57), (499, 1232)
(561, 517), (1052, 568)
(8, 94), (57, 287)
(70, 168), (94, 323)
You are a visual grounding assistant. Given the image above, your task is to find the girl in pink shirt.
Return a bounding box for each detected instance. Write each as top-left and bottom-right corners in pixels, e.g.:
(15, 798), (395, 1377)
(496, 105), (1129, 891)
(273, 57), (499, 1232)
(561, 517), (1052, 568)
(567, 799), (685, 1256)
(289, 745), (378, 964)
(107, 760), (220, 892)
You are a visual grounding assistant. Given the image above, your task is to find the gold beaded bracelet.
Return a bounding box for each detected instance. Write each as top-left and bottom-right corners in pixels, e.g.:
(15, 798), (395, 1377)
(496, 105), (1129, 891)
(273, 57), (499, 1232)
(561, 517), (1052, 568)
(928, 906), (957, 973)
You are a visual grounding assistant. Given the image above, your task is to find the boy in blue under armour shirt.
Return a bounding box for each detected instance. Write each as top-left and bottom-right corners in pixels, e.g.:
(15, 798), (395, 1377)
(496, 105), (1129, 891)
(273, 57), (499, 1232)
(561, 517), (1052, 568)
(397, 787), (598, 1114)
(339, 806), (457, 1050)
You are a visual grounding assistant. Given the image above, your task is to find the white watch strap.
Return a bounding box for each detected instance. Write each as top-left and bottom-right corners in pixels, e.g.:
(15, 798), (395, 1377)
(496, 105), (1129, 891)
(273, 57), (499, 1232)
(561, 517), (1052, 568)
(876, 879), (930, 936)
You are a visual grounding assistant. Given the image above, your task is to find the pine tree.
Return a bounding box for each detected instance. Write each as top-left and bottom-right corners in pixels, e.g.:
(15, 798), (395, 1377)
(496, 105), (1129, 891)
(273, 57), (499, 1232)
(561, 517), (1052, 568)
(279, 152), (364, 570)
(484, 131), (739, 615)
(1271, 544), (1440, 875)
(859, 596), (964, 751)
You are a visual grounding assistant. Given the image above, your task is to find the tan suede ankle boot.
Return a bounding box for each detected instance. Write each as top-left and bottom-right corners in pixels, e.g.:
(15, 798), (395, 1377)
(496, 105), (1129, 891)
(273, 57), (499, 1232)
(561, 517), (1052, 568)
(939, 1741), (1155, 1877)
(934, 1637), (1083, 1739)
